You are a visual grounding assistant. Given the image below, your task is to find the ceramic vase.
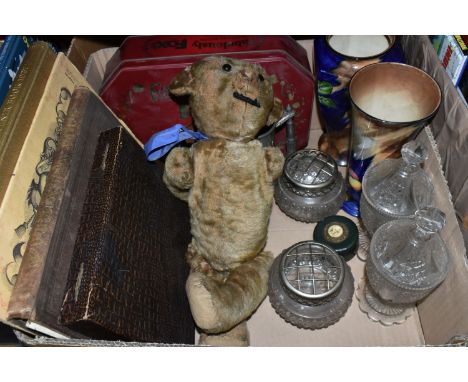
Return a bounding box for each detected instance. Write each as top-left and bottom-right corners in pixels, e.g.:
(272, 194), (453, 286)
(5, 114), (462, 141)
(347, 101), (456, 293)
(343, 62), (441, 217)
(314, 36), (405, 166)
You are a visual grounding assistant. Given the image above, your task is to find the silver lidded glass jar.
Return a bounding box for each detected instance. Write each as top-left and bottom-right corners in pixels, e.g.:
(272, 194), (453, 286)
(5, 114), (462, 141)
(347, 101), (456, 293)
(268, 241), (354, 330)
(274, 149), (347, 223)
(358, 207), (450, 325)
(360, 141), (434, 236)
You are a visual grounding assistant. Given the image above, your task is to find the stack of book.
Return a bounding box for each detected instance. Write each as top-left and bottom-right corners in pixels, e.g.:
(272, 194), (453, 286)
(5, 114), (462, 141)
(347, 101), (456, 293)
(431, 35), (468, 105)
(0, 40), (195, 344)
(0, 36), (35, 107)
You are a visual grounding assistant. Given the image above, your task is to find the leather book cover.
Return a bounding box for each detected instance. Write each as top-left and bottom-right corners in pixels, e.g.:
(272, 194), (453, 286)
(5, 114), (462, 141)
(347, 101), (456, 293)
(59, 126), (194, 344)
(0, 41), (56, 207)
(0, 53), (90, 325)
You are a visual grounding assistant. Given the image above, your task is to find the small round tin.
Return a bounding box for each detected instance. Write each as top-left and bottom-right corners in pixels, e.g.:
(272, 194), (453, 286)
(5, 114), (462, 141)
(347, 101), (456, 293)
(313, 215), (359, 262)
(274, 149), (347, 223)
(268, 241), (354, 330)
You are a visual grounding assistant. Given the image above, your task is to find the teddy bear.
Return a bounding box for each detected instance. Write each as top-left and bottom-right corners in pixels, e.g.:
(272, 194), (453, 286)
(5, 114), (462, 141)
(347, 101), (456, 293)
(164, 55), (284, 346)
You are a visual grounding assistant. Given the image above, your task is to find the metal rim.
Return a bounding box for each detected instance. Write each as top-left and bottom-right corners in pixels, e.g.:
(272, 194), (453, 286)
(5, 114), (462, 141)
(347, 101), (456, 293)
(283, 149), (338, 190)
(279, 240), (345, 300)
(349, 62), (442, 126)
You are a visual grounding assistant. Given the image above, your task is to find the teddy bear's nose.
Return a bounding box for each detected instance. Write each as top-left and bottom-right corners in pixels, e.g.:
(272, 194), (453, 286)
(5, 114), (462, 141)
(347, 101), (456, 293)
(240, 68), (255, 80)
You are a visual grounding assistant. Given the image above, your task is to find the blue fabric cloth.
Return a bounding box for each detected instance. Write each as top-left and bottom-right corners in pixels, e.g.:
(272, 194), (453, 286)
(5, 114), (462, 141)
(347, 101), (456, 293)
(144, 124), (208, 161)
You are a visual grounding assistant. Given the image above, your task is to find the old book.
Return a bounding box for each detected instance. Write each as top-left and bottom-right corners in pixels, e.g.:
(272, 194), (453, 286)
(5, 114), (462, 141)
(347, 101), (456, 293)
(0, 53), (90, 326)
(7, 88), (102, 338)
(59, 125), (193, 344)
(0, 36), (34, 107)
(0, 41), (56, 206)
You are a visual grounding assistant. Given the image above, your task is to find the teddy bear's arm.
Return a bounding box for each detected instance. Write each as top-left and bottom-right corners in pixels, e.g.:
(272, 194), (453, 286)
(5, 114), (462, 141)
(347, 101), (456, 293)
(264, 146), (285, 182)
(163, 147), (194, 201)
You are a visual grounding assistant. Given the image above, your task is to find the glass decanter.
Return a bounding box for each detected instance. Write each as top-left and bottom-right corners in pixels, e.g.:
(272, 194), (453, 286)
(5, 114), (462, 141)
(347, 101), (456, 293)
(357, 207), (450, 325)
(360, 141), (434, 236)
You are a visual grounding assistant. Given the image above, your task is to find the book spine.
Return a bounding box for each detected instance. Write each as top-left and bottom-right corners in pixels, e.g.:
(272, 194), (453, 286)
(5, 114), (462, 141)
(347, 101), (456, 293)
(0, 36), (31, 106)
(439, 36), (468, 86)
(453, 35), (468, 87)
(458, 65), (468, 106)
(0, 54), (91, 323)
(0, 42), (56, 205)
(0, 36), (16, 67)
(7, 90), (91, 320)
(59, 128), (119, 324)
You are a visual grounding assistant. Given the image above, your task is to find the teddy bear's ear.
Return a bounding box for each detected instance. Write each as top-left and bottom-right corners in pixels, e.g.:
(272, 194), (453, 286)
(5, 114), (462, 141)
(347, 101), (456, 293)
(169, 66), (195, 96)
(266, 97), (283, 126)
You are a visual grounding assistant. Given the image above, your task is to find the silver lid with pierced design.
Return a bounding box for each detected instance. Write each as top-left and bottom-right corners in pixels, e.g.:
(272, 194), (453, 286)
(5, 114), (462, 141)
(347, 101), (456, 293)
(280, 241), (344, 301)
(284, 149), (338, 189)
(268, 241), (354, 330)
(275, 149), (346, 223)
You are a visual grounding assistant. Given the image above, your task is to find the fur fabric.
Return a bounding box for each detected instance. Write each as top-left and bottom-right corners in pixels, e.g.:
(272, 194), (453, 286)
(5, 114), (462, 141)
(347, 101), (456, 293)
(164, 56), (284, 345)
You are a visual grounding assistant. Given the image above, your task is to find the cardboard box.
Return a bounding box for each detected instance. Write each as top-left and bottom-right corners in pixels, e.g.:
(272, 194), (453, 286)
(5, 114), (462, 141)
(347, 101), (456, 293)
(66, 37), (117, 74)
(401, 35), (468, 261)
(15, 37), (468, 346)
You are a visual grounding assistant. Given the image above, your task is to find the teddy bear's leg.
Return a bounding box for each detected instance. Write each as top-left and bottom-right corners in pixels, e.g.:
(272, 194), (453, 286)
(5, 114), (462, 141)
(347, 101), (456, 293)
(198, 321), (249, 347)
(186, 251), (273, 339)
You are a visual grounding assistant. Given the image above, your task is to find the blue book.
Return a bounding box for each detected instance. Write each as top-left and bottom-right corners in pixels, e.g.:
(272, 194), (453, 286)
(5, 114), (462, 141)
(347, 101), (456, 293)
(0, 36), (34, 107)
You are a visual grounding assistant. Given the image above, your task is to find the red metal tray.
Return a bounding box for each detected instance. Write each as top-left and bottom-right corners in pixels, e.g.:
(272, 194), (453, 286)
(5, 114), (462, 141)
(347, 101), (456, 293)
(100, 36), (314, 152)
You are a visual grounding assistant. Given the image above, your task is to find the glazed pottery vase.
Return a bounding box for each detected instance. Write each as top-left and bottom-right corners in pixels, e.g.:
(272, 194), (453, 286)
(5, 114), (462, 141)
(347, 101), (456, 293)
(343, 62), (441, 217)
(315, 36), (405, 166)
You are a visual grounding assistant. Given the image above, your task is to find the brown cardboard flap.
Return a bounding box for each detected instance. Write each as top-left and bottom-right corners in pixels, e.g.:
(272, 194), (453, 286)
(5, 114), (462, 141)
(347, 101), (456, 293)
(83, 47), (118, 92)
(401, 35), (468, 258)
(415, 126), (468, 344)
(67, 37), (115, 74)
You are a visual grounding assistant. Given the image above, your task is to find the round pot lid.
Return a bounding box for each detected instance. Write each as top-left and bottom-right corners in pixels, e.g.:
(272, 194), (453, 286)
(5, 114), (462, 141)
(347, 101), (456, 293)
(313, 215), (359, 261)
(280, 241), (345, 300)
(284, 149), (338, 190)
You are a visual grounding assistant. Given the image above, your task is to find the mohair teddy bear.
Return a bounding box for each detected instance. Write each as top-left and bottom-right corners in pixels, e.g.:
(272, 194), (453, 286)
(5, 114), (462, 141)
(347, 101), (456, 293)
(164, 56), (284, 346)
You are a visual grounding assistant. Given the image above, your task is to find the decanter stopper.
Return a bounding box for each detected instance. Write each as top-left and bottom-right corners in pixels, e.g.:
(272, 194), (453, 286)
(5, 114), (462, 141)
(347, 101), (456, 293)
(414, 207), (446, 236)
(401, 141), (428, 169)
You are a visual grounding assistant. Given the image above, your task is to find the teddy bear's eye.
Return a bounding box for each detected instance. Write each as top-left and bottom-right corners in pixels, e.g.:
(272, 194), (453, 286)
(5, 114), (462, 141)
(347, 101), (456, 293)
(222, 64), (232, 72)
(258, 74), (265, 82)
